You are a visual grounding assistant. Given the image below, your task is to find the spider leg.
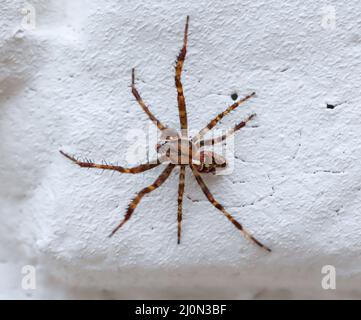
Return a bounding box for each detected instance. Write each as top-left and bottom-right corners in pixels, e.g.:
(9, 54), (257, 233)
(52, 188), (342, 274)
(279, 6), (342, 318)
(131, 68), (167, 131)
(175, 16), (189, 135)
(193, 92), (255, 143)
(198, 114), (256, 147)
(177, 165), (186, 244)
(60, 150), (162, 174)
(109, 164), (175, 237)
(190, 165), (271, 252)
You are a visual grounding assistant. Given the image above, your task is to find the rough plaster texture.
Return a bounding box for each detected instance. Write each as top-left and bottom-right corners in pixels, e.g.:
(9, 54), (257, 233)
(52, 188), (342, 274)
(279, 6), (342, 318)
(1, 0), (361, 299)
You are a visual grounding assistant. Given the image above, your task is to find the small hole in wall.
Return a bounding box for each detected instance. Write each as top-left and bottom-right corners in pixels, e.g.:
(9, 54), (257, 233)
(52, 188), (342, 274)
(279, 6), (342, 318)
(326, 104), (336, 109)
(231, 93), (238, 101)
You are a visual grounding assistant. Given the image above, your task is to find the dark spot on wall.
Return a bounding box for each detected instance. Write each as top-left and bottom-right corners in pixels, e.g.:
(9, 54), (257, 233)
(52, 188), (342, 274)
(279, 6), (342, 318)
(326, 104), (336, 109)
(231, 93), (238, 101)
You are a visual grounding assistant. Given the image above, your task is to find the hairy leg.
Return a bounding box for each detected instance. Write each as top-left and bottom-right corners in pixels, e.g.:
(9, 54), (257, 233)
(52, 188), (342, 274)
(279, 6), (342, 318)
(175, 16), (189, 135)
(177, 165), (186, 244)
(60, 150), (162, 174)
(190, 165), (271, 252)
(193, 92), (255, 143)
(109, 164), (175, 237)
(131, 68), (167, 131)
(197, 114), (256, 147)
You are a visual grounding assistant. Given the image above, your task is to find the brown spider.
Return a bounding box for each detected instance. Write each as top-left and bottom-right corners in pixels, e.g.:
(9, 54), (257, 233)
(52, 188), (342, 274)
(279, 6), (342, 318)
(60, 16), (271, 252)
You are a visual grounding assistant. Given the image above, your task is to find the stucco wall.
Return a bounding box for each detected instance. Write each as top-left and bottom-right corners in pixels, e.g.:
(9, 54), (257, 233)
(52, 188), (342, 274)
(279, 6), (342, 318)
(1, 0), (361, 299)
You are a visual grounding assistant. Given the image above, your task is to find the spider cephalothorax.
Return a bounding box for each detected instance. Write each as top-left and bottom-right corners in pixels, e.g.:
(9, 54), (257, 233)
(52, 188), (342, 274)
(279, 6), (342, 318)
(60, 16), (271, 252)
(156, 133), (227, 174)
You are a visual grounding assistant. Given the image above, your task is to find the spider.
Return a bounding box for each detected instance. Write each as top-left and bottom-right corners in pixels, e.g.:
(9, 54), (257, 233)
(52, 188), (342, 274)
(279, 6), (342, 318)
(60, 16), (271, 252)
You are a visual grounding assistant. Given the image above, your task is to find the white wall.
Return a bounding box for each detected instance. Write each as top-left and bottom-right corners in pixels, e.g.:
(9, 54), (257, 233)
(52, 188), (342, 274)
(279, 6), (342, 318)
(1, 0), (361, 299)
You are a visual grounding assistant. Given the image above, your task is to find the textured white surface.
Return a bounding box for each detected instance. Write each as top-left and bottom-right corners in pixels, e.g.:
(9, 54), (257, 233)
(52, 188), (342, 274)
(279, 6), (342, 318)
(1, 0), (361, 299)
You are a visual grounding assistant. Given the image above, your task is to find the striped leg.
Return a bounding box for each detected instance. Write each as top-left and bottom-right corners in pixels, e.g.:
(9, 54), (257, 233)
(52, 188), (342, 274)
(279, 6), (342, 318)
(175, 16), (189, 135)
(109, 164), (175, 237)
(190, 165), (271, 252)
(198, 114), (256, 147)
(193, 92), (256, 143)
(177, 165), (186, 244)
(60, 150), (161, 174)
(132, 68), (167, 131)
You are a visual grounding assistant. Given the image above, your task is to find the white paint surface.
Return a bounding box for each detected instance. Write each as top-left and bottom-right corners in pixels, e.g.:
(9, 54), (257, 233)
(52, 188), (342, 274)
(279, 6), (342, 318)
(1, 0), (361, 299)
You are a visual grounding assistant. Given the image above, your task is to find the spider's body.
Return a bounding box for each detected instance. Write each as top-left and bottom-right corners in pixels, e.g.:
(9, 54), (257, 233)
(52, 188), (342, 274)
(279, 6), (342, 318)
(156, 135), (194, 165)
(156, 134), (227, 173)
(60, 16), (271, 252)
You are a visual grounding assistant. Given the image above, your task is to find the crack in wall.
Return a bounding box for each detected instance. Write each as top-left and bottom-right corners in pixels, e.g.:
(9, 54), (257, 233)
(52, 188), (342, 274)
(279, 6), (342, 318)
(309, 169), (345, 175)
